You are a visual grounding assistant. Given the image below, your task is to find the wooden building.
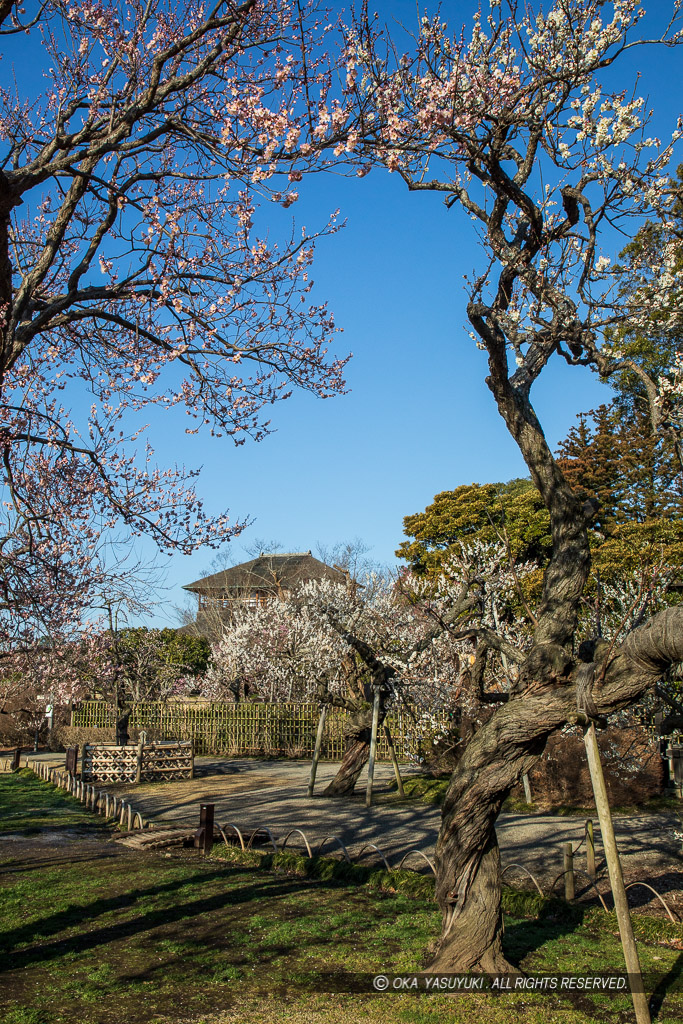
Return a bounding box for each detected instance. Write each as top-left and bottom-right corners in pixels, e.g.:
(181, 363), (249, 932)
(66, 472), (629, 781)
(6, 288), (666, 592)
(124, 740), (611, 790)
(180, 551), (347, 638)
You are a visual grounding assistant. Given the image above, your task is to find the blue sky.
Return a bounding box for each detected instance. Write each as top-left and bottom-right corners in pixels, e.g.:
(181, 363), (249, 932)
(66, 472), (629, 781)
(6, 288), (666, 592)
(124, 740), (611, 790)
(150, 0), (683, 626)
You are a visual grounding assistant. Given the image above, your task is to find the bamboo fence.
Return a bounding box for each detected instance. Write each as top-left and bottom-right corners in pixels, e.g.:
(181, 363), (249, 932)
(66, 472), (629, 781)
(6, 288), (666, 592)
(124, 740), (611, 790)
(71, 700), (449, 760)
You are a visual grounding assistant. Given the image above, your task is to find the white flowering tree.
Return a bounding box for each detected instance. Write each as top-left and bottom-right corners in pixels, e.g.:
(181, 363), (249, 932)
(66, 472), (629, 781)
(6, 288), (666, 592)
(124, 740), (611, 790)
(327, 0), (683, 972)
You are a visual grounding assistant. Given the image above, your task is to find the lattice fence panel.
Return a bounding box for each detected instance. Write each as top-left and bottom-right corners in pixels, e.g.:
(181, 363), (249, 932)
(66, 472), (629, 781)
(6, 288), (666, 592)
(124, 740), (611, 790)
(140, 741), (193, 782)
(81, 740), (194, 783)
(81, 744), (137, 783)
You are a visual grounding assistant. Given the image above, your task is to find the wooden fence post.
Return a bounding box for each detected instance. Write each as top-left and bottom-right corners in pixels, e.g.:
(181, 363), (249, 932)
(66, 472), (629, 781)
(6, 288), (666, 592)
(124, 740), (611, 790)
(586, 819), (596, 880)
(308, 706), (328, 797)
(135, 730), (146, 785)
(584, 722), (651, 1024)
(194, 803), (214, 854)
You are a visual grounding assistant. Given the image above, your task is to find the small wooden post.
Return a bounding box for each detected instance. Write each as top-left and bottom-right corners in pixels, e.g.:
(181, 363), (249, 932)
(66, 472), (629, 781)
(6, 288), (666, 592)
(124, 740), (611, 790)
(563, 842), (575, 901)
(522, 773), (533, 804)
(584, 722), (651, 1024)
(194, 803), (214, 854)
(383, 725), (405, 798)
(586, 819), (596, 881)
(365, 688), (381, 809)
(126, 803), (133, 831)
(11, 747), (21, 771)
(308, 706), (328, 797)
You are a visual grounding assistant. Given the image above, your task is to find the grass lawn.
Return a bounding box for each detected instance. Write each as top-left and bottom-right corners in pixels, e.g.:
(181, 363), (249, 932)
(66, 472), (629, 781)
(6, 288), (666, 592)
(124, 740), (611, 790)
(0, 770), (681, 1024)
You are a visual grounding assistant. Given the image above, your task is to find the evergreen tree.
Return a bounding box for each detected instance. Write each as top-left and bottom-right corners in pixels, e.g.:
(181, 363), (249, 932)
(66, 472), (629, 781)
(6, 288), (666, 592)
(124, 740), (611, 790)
(396, 480), (552, 575)
(555, 402), (683, 528)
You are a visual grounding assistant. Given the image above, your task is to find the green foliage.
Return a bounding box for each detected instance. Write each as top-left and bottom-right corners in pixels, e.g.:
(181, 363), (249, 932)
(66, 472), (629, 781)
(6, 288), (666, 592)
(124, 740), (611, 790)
(592, 519), (683, 581)
(0, 769), (111, 836)
(556, 403), (683, 531)
(211, 844), (435, 898)
(116, 627), (210, 677)
(79, 627), (211, 704)
(399, 404), (683, 603)
(396, 480), (552, 575)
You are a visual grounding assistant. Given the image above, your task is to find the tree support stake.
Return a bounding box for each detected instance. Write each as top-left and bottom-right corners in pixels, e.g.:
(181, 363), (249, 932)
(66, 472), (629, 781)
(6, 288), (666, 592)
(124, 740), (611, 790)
(383, 724), (405, 798)
(584, 722), (650, 1024)
(365, 688), (381, 808)
(308, 706), (327, 797)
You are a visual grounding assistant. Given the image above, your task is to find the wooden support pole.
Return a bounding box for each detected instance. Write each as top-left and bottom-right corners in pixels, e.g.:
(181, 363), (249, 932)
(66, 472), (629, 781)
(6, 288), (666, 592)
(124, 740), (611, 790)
(584, 723), (651, 1024)
(522, 773), (533, 804)
(383, 725), (405, 798)
(563, 842), (575, 901)
(308, 706), (328, 797)
(365, 688), (381, 809)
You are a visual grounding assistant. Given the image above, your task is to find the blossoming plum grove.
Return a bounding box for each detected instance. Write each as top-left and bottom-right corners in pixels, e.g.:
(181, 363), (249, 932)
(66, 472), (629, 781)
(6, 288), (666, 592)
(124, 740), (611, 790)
(204, 548), (536, 795)
(0, 0), (349, 651)
(329, 0), (683, 973)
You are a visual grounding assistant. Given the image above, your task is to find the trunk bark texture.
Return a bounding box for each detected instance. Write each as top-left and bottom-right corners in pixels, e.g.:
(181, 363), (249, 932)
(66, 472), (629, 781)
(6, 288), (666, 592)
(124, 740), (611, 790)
(320, 638), (394, 797)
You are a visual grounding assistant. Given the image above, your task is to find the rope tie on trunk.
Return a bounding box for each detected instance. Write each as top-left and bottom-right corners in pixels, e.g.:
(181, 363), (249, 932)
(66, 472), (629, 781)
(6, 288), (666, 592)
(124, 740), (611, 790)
(575, 662), (600, 720)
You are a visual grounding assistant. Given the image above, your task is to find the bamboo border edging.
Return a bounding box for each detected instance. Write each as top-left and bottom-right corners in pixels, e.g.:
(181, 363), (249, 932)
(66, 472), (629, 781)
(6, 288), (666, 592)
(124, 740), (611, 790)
(27, 760), (148, 832)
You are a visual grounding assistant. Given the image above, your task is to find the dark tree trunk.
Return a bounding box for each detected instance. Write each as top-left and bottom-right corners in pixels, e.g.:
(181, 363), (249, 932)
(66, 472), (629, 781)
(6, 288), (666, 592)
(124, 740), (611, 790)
(115, 708), (130, 746)
(431, 830), (511, 972)
(322, 736), (372, 796)
(319, 637), (394, 797)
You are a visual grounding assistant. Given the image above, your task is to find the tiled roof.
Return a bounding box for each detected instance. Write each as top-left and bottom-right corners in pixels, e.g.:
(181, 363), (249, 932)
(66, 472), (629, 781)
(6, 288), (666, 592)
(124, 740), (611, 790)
(183, 552), (346, 594)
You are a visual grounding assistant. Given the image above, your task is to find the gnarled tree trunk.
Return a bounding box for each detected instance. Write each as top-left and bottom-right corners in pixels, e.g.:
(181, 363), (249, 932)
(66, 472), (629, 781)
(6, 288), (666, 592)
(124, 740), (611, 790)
(430, 607), (683, 970)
